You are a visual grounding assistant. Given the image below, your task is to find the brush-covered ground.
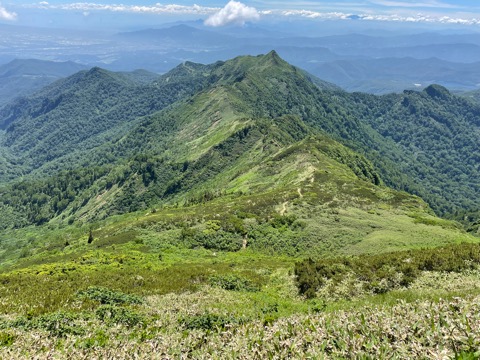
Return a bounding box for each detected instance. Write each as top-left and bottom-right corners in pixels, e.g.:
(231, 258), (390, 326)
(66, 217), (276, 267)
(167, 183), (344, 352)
(0, 192), (479, 359)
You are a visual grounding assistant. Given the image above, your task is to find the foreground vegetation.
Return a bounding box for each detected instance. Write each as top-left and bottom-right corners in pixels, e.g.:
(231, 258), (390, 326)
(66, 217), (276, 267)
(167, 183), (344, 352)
(0, 197), (478, 358)
(2, 291), (480, 358)
(1, 240), (480, 358)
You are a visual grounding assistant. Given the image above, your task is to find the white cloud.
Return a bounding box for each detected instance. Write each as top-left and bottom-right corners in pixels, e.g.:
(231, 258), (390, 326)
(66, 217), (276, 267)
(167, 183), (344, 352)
(204, 1), (260, 27)
(26, 3), (218, 15)
(262, 7), (480, 25)
(370, 0), (458, 9)
(0, 3), (17, 21)
(276, 9), (349, 20)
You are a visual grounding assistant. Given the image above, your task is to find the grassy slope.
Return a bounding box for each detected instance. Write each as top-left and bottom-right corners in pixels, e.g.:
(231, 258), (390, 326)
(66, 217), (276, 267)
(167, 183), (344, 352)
(0, 218), (479, 358)
(0, 133), (475, 317)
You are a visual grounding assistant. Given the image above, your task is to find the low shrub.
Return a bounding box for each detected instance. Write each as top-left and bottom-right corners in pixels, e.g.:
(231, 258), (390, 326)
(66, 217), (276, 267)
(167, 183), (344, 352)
(76, 286), (143, 305)
(95, 305), (144, 327)
(74, 330), (109, 349)
(180, 313), (246, 331)
(0, 331), (15, 346)
(10, 311), (85, 337)
(295, 242), (480, 299)
(208, 274), (259, 292)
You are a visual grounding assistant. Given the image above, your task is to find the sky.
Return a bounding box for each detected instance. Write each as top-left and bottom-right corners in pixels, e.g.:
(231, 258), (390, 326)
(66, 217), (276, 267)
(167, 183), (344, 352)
(1, 0), (480, 29)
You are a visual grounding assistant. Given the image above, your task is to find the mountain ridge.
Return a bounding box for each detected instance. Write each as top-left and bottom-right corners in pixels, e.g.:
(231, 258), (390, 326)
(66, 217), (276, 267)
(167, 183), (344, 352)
(0, 52), (478, 227)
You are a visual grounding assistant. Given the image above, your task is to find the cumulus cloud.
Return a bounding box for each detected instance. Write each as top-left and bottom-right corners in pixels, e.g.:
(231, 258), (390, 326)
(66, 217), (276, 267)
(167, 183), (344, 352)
(0, 3), (17, 21)
(204, 1), (260, 27)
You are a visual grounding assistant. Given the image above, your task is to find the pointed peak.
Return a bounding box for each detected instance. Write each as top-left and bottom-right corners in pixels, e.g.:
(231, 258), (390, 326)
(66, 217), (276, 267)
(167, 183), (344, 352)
(266, 50), (280, 58)
(83, 66), (118, 82)
(82, 66), (135, 86)
(92, 66), (111, 72)
(87, 66), (109, 75)
(259, 50), (284, 64)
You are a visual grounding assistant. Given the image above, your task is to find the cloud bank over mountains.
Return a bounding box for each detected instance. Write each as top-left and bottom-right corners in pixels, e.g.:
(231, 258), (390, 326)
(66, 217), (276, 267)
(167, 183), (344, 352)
(6, 1), (480, 27)
(204, 1), (259, 27)
(30, 2), (217, 15)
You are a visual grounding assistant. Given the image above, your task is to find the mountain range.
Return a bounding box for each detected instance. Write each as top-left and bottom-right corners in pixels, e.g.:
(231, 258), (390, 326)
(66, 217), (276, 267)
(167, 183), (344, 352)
(0, 51), (478, 239)
(0, 50), (479, 358)
(3, 23), (480, 94)
(0, 59), (87, 107)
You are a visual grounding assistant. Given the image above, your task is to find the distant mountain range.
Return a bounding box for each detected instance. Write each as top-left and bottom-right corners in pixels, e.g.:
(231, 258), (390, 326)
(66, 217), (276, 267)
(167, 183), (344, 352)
(2, 24), (480, 94)
(111, 25), (480, 93)
(0, 59), (87, 107)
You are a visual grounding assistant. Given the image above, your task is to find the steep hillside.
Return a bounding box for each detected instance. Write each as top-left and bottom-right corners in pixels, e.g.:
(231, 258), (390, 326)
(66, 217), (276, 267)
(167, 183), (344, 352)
(0, 113), (470, 254)
(0, 51), (478, 220)
(344, 85), (480, 215)
(0, 65), (211, 181)
(0, 54), (473, 261)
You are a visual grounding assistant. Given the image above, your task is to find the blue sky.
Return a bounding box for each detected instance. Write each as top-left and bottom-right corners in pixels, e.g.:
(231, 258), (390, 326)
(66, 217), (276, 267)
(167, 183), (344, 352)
(1, 0), (480, 29)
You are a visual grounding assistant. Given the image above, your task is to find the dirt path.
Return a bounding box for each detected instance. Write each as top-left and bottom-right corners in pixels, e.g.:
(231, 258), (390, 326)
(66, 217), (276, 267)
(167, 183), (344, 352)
(280, 201), (288, 216)
(297, 188), (303, 198)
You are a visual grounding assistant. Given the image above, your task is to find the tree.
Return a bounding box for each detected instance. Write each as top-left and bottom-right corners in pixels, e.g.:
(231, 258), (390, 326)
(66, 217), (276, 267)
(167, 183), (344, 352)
(88, 229), (94, 244)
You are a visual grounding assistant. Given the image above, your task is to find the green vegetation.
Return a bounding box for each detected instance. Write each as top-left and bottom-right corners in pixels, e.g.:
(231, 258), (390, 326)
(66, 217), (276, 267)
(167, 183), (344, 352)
(448, 208), (480, 236)
(0, 184), (477, 357)
(0, 230), (479, 358)
(0, 52), (479, 357)
(343, 85), (480, 216)
(0, 51), (478, 223)
(77, 286), (143, 305)
(295, 242), (480, 299)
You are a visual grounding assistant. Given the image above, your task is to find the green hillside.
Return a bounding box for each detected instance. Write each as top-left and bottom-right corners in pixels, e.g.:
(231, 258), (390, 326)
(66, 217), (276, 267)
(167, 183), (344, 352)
(0, 52), (479, 358)
(344, 85), (480, 215)
(0, 64), (208, 181)
(1, 51), (478, 218)
(0, 51), (475, 280)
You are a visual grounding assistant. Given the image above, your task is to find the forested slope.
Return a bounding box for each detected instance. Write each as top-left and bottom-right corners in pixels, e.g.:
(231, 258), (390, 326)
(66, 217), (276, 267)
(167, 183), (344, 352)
(0, 51), (478, 228)
(0, 64), (214, 181)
